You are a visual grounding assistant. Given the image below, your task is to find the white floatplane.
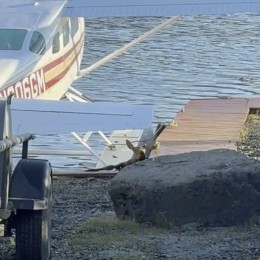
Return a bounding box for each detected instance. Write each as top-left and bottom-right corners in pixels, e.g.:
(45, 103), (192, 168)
(1, 0), (260, 101)
(0, 1), (84, 100)
(1, 0), (260, 168)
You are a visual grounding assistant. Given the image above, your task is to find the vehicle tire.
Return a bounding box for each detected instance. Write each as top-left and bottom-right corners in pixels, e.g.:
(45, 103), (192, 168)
(15, 189), (52, 260)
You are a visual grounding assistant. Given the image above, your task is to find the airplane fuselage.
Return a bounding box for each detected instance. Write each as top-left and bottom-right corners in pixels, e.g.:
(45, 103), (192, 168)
(0, 1), (85, 100)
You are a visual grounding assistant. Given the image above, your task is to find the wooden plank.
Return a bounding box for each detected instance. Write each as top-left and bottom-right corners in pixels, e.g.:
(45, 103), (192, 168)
(156, 140), (235, 145)
(174, 114), (248, 122)
(247, 98), (260, 108)
(162, 127), (241, 133)
(151, 97), (251, 157)
(158, 135), (239, 140)
(170, 125), (246, 130)
(170, 121), (246, 126)
(158, 135), (238, 140)
(174, 111), (248, 118)
(181, 108), (247, 114)
(165, 129), (242, 134)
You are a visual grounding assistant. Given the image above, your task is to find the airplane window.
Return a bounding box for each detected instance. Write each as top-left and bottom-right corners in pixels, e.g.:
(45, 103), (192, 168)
(63, 21), (70, 47)
(71, 18), (79, 38)
(52, 32), (60, 54)
(29, 31), (46, 55)
(0, 29), (27, 50)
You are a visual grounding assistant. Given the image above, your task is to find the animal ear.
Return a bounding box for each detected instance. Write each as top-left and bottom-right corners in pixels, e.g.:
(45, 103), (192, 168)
(126, 139), (134, 150)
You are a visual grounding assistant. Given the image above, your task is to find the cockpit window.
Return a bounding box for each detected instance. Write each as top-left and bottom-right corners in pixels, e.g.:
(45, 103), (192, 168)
(63, 21), (70, 47)
(52, 32), (60, 54)
(29, 31), (46, 55)
(71, 18), (79, 38)
(0, 29), (27, 50)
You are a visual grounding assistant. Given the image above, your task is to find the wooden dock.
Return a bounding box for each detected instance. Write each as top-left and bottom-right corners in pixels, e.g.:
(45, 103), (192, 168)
(151, 97), (260, 157)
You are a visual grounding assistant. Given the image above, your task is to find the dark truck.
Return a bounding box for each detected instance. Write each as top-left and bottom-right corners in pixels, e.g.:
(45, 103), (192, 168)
(0, 97), (52, 259)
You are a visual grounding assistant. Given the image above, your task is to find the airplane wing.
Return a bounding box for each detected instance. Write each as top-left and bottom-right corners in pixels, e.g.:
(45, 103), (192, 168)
(11, 99), (153, 135)
(63, 0), (260, 18)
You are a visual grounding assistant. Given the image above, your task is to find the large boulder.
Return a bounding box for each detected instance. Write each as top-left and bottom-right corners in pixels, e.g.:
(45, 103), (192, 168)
(108, 149), (260, 227)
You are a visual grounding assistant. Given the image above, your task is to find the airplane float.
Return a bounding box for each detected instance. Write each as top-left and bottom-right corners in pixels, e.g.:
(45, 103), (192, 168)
(0, 0), (260, 165)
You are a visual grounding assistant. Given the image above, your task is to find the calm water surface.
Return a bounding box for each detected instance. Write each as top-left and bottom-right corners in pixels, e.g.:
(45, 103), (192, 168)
(32, 14), (260, 168)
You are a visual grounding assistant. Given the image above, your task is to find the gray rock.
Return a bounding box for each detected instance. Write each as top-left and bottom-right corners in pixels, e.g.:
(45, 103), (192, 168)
(109, 149), (260, 227)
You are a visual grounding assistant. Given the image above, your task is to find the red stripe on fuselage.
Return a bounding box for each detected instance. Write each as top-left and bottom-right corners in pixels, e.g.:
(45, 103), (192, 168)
(44, 50), (80, 89)
(43, 32), (84, 91)
(43, 32), (84, 74)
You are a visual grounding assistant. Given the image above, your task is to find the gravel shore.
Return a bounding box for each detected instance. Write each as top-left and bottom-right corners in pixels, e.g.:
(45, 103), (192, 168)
(0, 114), (260, 260)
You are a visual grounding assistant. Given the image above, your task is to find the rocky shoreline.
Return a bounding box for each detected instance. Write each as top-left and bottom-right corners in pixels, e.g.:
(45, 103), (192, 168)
(0, 114), (260, 259)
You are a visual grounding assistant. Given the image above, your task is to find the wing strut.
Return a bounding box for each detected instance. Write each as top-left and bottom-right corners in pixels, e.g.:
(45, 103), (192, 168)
(77, 16), (180, 79)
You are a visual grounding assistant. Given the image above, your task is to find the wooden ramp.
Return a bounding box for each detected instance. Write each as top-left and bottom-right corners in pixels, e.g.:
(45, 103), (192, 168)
(151, 97), (260, 157)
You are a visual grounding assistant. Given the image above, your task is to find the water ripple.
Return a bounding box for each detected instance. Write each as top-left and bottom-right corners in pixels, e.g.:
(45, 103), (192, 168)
(37, 14), (260, 167)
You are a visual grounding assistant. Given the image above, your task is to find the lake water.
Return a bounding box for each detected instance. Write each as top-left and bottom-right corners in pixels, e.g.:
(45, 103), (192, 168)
(31, 14), (260, 169)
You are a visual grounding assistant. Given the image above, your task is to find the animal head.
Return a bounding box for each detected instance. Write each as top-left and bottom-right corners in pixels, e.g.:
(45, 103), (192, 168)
(126, 139), (146, 161)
